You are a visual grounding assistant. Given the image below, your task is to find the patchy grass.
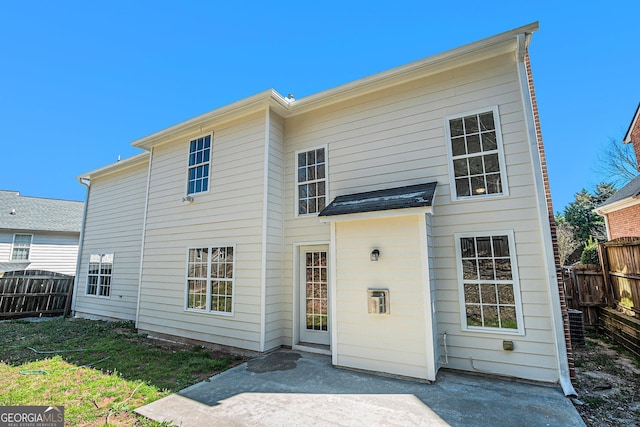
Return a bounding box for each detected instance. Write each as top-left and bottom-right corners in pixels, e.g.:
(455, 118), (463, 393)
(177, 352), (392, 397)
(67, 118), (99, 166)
(572, 333), (640, 427)
(0, 318), (246, 426)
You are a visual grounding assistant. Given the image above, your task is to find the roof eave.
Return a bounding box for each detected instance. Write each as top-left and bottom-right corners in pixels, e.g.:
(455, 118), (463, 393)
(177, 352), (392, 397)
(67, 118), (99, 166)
(594, 195), (640, 215)
(130, 89), (292, 151)
(77, 152), (150, 181)
(318, 206), (434, 223)
(288, 22), (538, 115)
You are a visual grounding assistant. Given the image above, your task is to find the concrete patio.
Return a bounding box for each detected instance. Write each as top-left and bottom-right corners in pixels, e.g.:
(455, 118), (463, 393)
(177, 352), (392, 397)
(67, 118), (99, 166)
(136, 350), (585, 426)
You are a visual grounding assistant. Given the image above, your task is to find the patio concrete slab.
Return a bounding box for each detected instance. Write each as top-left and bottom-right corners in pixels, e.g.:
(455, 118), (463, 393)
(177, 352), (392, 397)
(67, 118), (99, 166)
(136, 350), (585, 427)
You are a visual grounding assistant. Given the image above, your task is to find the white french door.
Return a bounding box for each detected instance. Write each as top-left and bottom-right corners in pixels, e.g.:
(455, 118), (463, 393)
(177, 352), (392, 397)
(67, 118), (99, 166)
(299, 245), (330, 345)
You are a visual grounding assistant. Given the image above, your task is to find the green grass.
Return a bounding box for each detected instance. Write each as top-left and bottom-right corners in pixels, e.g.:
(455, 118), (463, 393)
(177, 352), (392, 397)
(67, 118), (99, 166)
(0, 318), (240, 426)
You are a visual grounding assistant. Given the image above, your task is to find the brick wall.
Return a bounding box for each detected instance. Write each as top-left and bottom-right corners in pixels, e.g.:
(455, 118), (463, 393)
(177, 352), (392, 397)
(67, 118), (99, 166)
(607, 203), (640, 239)
(525, 51), (575, 380)
(630, 118), (640, 170)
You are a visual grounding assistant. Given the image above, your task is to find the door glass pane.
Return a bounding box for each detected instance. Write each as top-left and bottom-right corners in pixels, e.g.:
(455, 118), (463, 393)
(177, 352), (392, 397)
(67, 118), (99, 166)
(305, 251), (328, 331)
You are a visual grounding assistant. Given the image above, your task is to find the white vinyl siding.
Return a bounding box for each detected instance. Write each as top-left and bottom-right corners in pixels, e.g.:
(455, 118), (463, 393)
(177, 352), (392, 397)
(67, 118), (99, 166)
(137, 112), (266, 351)
(264, 112), (286, 351)
(11, 234), (32, 260)
(74, 155), (148, 321)
(0, 232), (79, 275)
(285, 53), (559, 383)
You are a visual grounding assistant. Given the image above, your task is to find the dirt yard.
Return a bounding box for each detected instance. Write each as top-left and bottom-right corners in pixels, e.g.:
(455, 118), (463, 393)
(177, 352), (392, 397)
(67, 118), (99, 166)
(572, 334), (640, 426)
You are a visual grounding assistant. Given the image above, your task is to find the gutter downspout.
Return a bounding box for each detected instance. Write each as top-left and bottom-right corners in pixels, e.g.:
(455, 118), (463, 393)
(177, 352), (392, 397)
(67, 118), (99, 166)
(516, 33), (576, 396)
(135, 147), (153, 328)
(71, 177), (91, 316)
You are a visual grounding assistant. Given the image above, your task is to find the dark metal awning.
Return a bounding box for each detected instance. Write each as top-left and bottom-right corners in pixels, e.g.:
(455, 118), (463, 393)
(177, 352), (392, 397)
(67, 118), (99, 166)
(319, 182), (437, 219)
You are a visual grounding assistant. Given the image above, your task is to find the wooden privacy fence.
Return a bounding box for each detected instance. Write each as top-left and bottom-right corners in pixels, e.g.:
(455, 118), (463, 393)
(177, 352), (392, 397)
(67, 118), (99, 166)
(599, 237), (640, 317)
(0, 270), (74, 319)
(597, 237), (640, 357)
(563, 264), (606, 329)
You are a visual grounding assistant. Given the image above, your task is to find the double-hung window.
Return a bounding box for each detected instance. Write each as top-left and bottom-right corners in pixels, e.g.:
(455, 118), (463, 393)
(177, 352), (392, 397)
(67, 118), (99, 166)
(296, 146), (327, 215)
(455, 231), (523, 334)
(11, 234), (32, 260)
(446, 107), (508, 200)
(87, 253), (113, 297)
(186, 246), (234, 314)
(187, 134), (212, 195)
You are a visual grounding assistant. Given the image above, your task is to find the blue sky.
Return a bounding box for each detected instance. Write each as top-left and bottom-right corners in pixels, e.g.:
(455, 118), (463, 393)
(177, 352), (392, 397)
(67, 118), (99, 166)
(1, 1), (638, 212)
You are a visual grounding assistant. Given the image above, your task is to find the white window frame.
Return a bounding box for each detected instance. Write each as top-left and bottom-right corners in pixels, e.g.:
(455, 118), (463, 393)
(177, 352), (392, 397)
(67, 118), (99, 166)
(455, 230), (524, 335)
(295, 145), (328, 217)
(11, 234), (33, 260)
(185, 245), (235, 316)
(86, 253), (114, 298)
(186, 132), (213, 195)
(445, 106), (509, 201)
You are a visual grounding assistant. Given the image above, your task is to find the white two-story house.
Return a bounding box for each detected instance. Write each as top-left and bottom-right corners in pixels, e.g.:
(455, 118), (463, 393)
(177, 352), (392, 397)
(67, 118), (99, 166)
(72, 22), (576, 395)
(0, 190), (83, 276)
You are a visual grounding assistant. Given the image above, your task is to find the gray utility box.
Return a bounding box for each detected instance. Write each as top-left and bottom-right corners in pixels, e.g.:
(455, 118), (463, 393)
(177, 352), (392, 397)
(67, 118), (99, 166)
(368, 289), (389, 314)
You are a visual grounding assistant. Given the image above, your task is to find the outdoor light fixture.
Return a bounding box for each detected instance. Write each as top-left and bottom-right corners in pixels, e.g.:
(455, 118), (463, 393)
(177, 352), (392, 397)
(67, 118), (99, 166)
(370, 249), (380, 262)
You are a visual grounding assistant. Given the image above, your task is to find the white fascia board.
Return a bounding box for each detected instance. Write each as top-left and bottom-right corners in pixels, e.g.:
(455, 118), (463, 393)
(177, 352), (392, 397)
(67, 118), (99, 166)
(77, 152), (150, 181)
(593, 196), (640, 215)
(130, 90), (290, 151)
(318, 206), (433, 223)
(288, 22), (538, 116)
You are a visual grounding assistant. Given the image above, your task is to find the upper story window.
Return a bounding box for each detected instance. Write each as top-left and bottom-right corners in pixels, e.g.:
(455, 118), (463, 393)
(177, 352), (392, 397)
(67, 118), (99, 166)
(455, 231), (523, 334)
(186, 246), (234, 315)
(446, 107), (508, 200)
(87, 253), (113, 297)
(11, 234), (32, 260)
(187, 134), (212, 195)
(296, 146), (327, 216)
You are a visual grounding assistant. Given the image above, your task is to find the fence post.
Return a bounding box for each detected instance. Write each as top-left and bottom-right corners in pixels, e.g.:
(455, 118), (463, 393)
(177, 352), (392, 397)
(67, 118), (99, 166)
(598, 243), (615, 308)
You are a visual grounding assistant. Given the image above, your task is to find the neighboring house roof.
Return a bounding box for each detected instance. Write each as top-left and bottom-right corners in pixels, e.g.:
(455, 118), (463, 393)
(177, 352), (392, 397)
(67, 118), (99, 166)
(623, 102), (640, 144)
(0, 261), (31, 273)
(595, 175), (640, 214)
(319, 182), (437, 217)
(0, 190), (84, 233)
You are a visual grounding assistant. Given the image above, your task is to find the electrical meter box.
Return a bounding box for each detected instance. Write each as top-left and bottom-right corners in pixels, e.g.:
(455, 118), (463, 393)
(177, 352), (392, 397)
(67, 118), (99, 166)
(368, 289), (389, 314)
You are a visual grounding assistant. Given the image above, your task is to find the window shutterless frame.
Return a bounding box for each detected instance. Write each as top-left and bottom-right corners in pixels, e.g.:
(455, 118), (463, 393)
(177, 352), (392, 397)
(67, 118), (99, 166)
(445, 106), (509, 201)
(184, 245), (235, 316)
(11, 233), (33, 260)
(186, 132), (213, 196)
(86, 253), (114, 298)
(454, 230), (524, 335)
(295, 145), (328, 217)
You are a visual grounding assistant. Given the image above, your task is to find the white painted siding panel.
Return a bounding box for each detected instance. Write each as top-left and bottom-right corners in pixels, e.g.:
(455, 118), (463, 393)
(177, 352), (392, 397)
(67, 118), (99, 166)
(74, 158), (148, 321)
(137, 112), (267, 352)
(282, 52), (558, 383)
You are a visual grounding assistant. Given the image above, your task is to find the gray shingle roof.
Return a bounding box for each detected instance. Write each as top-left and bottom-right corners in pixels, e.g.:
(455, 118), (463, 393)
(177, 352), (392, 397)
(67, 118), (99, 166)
(0, 190), (84, 233)
(0, 261), (31, 273)
(319, 182), (437, 217)
(598, 175), (640, 208)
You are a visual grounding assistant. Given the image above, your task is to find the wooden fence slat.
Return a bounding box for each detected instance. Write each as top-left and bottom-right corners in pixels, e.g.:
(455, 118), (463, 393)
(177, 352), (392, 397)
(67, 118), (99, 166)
(0, 271), (74, 319)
